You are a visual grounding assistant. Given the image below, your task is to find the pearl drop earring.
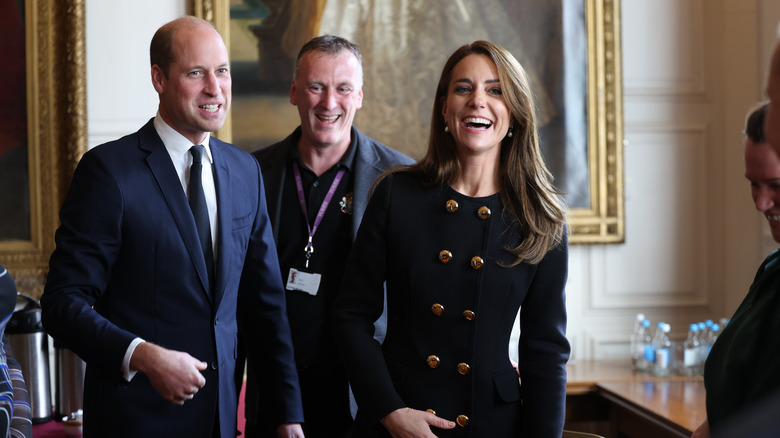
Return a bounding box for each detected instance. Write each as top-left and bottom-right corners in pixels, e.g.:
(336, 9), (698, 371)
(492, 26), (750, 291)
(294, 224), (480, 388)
(444, 125), (449, 133)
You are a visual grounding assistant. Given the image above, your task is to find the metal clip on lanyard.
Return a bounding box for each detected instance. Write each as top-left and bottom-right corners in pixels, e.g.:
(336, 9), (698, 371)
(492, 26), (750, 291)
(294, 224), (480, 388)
(293, 161), (345, 268)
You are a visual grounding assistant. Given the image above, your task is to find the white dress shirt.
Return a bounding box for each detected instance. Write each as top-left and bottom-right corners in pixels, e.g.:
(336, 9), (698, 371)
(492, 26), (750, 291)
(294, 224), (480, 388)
(121, 114), (219, 381)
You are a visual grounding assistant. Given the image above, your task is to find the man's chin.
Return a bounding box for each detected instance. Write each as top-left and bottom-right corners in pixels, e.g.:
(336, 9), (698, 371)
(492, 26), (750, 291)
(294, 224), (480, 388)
(311, 134), (347, 149)
(200, 120), (226, 134)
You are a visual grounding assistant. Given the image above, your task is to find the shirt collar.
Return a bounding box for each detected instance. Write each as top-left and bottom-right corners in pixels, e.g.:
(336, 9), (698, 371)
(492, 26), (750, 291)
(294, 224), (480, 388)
(153, 112), (214, 164)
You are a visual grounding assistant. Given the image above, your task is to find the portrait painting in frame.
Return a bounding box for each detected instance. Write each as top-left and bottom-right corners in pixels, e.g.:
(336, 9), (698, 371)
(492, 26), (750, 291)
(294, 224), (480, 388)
(192, 0), (623, 243)
(0, 0), (87, 297)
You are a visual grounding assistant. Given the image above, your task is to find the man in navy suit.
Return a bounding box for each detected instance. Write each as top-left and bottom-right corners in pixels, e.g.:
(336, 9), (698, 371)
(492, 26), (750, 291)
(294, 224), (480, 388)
(41, 16), (304, 438)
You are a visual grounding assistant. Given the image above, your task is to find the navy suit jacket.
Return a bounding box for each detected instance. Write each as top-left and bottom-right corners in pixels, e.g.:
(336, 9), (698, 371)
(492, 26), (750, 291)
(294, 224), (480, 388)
(41, 119), (303, 437)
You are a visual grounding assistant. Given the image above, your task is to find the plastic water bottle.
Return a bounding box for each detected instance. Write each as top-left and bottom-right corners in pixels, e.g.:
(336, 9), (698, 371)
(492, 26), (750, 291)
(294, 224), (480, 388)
(703, 319), (714, 340)
(636, 319), (653, 371)
(643, 322), (662, 370)
(682, 324), (701, 376)
(702, 323), (720, 364)
(709, 323), (720, 344)
(653, 323), (672, 377)
(630, 313), (646, 368)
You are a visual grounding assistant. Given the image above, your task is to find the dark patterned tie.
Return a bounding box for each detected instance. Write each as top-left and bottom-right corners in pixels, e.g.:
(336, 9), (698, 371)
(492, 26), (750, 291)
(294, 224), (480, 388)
(189, 145), (215, 290)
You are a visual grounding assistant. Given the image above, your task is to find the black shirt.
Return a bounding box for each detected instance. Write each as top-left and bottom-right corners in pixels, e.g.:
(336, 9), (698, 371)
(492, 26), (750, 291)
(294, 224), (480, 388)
(276, 145), (356, 368)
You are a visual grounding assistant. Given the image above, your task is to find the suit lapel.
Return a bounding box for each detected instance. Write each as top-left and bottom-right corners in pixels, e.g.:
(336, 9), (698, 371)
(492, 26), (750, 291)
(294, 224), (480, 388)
(351, 129), (382, 241)
(140, 121), (213, 303)
(211, 139), (231, 308)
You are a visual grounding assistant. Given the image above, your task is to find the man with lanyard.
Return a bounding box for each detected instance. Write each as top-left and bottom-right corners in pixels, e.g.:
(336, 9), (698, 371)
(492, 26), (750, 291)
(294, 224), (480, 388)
(242, 36), (413, 437)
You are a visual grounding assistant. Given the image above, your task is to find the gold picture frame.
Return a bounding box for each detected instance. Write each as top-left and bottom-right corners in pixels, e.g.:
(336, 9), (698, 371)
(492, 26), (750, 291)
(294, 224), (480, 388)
(191, 0), (624, 244)
(0, 0), (87, 298)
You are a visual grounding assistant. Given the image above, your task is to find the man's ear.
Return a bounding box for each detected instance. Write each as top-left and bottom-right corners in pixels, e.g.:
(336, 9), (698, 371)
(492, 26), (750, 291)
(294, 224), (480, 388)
(289, 80), (297, 106)
(151, 65), (165, 94)
(356, 88), (363, 110)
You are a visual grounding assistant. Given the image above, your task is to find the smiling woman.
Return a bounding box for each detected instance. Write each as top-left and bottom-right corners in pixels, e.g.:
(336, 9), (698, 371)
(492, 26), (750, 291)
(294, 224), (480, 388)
(331, 41), (570, 437)
(442, 54), (513, 173)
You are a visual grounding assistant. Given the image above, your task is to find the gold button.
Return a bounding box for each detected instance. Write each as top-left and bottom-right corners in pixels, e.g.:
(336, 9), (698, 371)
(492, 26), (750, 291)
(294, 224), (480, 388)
(439, 250), (453, 263)
(431, 303), (444, 316)
(426, 409), (436, 415)
(427, 355), (440, 368)
(462, 310), (475, 321)
(470, 256), (484, 269)
(457, 363), (470, 375)
(456, 414), (469, 427)
(445, 199), (459, 213)
(477, 206), (491, 219)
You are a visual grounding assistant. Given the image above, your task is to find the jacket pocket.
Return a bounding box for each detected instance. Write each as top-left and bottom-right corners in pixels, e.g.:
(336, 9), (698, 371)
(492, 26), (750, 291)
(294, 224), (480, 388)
(232, 212), (252, 231)
(493, 367), (522, 402)
(385, 355), (409, 389)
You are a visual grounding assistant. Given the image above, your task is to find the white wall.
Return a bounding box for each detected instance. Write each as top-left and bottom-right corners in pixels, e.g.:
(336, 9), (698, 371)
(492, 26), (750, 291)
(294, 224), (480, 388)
(571, 0), (779, 359)
(86, 0), (185, 147)
(85, 0), (780, 360)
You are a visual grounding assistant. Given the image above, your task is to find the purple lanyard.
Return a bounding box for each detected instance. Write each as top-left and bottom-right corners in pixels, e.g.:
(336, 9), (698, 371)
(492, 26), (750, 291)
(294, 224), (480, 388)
(293, 161), (346, 268)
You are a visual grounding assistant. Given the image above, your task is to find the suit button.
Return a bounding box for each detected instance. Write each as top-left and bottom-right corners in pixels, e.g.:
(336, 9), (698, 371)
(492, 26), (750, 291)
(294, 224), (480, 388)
(211, 361), (218, 370)
(445, 199), (459, 213)
(456, 414), (469, 427)
(439, 250), (453, 264)
(470, 256), (484, 270)
(431, 303), (444, 316)
(426, 409), (436, 415)
(427, 355), (440, 369)
(477, 206), (491, 219)
(214, 317), (219, 325)
(457, 363), (470, 375)
(462, 310), (475, 321)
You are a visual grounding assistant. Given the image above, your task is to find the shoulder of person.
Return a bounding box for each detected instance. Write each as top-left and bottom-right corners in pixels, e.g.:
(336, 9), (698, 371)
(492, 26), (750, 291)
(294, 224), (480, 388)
(375, 171), (422, 196)
(81, 123), (153, 166)
(353, 127), (414, 165)
(251, 140), (287, 163)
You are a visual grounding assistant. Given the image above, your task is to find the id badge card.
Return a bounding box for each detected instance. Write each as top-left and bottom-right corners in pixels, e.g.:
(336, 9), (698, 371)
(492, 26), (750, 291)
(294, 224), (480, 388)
(286, 268), (322, 296)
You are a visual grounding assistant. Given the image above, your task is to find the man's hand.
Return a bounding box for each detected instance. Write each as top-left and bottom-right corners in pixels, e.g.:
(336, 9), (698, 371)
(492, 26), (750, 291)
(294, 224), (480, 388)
(380, 407), (456, 438)
(130, 342), (207, 405)
(276, 423), (305, 437)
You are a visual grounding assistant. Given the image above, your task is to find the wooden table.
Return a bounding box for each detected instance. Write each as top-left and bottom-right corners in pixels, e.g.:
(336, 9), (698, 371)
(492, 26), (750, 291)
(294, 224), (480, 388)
(597, 380), (705, 437)
(565, 359), (706, 438)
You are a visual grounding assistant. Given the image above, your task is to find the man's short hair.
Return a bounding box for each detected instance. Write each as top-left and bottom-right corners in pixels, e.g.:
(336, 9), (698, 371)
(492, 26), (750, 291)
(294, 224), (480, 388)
(293, 35), (363, 82)
(150, 16), (218, 78)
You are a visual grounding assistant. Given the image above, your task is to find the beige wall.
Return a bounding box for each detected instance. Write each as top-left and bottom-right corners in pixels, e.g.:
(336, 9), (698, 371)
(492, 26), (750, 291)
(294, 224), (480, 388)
(85, 0), (780, 360)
